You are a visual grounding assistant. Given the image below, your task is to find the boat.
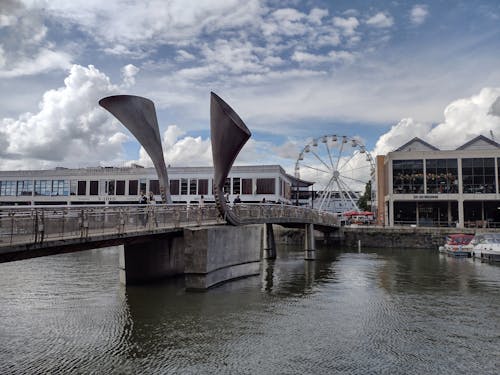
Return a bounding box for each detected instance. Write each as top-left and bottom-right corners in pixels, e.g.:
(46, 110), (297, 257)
(471, 233), (500, 262)
(438, 234), (474, 257)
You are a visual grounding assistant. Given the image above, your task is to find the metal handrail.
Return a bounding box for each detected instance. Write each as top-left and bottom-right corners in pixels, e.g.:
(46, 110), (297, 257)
(0, 203), (338, 248)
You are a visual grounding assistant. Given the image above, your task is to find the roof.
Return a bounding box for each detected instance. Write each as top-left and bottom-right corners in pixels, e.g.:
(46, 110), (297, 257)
(394, 137), (439, 152)
(286, 174), (314, 187)
(456, 135), (500, 150)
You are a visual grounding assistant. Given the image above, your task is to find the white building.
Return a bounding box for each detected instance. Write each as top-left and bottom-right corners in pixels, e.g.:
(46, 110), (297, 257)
(0, 165), (312, 206)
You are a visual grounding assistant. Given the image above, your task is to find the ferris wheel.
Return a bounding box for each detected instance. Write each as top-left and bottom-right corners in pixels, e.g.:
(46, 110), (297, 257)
(294, 135), (375, 212)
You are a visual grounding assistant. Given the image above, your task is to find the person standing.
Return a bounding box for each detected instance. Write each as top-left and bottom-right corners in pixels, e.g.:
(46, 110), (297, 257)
(233, 195), (241, 204)
(199, 195), (205, 208)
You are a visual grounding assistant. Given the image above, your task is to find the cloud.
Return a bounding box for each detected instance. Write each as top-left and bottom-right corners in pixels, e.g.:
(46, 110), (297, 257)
(0, 64), (132, 169)
(292, 50), (355, 65)
(31, 0), (265, 49)
(373, 118), (431, 155)
(373, 87), (500, 155)
(488, 96), (500, 117)
(366, 12), (394, 28)
(308, 8), (329, 25)
(332, 16), (359, 36)
(136, 125), (212, 168)
(0, 49), (72, 78)
(410, 5), (429, 25)
(121, 64), (139, 87)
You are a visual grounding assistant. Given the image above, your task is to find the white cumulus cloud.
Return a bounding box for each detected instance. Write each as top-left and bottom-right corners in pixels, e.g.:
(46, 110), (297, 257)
(366, 12), (394, 28)
(373, 87), (500, 155)
(0, 64), (131, 169)
(410, 5), (429, 25)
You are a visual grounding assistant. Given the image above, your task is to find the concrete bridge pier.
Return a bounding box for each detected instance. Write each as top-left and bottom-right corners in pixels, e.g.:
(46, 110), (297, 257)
(183, 225), (262, 291)
(119, 234), (185, 285)
(304, 223), (316, 260)
(262, 223), (276, 259)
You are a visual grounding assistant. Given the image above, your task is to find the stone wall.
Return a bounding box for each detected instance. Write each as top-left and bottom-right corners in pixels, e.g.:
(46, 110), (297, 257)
(341, 226), (477, 250)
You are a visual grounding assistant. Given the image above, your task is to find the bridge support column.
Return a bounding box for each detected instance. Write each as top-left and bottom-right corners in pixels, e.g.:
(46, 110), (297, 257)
(262, 223), (276, 259)
(304, 223), (316, 260)
(120, 234), (185, 285)
(184, 225), (262, 290)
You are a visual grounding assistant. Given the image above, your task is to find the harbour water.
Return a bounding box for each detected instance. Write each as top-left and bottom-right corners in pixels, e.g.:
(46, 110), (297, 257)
(0, 244), (499, 374)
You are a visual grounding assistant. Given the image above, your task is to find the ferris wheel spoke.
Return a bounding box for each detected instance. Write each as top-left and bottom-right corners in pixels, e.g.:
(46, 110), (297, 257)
(338, 151), (358, 173)
(334, 139), (345, 170)
(299, 163), (331, 175)
(340, 164), (372, 173)
(339, 174), (369, 185)
(310, 149), (332, 171)
(334, 179), (348, 209)
(317, 176), (335, 211)
(337, 178), (360, 210)
(324, 142), (335, 169)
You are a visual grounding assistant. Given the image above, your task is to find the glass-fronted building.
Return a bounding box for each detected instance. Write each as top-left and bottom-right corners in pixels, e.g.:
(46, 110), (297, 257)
(375, 135), (500, 228)
(0, 165), (312, 206)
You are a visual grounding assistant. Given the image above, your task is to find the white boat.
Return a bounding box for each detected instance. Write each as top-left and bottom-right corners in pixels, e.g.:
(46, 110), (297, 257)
(471, 233), (500, 262)
(438, 234), (474, 257)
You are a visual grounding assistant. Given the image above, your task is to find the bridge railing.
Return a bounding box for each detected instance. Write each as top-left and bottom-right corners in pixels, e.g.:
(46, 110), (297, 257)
(0, 204), (223, 247)
(0, 203), (338, 248)
(231, 203), (338, 227)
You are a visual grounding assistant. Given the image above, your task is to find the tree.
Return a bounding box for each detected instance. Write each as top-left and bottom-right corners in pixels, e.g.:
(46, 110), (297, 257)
(358, 181), (371, 211)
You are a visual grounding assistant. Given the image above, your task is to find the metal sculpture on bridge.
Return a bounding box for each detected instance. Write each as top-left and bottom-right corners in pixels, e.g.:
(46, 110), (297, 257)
(99, 95), (172, 204)
(210, 92), (251, 225)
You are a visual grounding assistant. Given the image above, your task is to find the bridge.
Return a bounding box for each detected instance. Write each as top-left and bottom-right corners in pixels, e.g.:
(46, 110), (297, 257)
(0, 203), (338, 289)
(0, 93), (340, 290)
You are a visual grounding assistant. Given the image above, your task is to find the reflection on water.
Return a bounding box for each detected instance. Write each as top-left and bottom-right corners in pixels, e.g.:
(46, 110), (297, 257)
(0, 245), (499, 374)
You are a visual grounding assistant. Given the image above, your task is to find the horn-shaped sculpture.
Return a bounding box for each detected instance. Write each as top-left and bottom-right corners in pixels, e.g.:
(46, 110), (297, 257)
(210, 92), (251, 225)
(98, 95), (172, 204)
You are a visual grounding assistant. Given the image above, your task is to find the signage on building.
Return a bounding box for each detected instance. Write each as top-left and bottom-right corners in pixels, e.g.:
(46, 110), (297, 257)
(413, 195), (439, 199)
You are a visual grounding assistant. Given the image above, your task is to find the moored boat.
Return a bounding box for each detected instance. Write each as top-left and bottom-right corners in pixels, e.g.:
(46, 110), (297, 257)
(471, 233), (500, 262)
(439, 234), (474, 257)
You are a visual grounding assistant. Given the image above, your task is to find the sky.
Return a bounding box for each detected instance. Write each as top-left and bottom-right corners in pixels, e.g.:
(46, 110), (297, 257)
(1, 0), (500, 187)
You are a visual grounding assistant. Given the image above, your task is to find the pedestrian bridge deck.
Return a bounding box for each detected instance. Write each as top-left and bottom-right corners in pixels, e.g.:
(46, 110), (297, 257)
(0, 204), (338, 261)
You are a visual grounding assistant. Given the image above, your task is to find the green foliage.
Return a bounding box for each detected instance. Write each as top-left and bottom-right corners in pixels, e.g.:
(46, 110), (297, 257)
(358, 181), (371, 211)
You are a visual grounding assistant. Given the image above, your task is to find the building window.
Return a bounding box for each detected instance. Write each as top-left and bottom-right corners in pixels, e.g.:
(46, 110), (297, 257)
(462, 158), (496, 194)
(232, 178), (241, 194)
(223, 178), (231, 194)
(16, 180), (33, 196)
(498, 158), (500, 194)
(105, 180), (115, 195)
(128, 180), (138, 196)
(77, 181), (87, 195)
(256, 178), (275, 194)
(149, 179), (160, 195)
(170, 179), (180, 195)
(425, 159), (458, 194)
(69, 180), (77, 196)
(198, 179), (208, 195)
(242, 178), (252, 194)
(139, 179), (147, 195)
(116, 180), (125, 195)
(89, 180), (99, 195)
(181, 178), (188, 195)
(392, 160), (424, 194)
(35, 180), (51, 196)
(0, 181), (17, 196)
(189, 179), (197, 195)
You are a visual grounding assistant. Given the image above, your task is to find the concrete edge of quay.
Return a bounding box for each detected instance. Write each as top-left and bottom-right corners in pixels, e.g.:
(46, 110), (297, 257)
(341, 225), (500, 250)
